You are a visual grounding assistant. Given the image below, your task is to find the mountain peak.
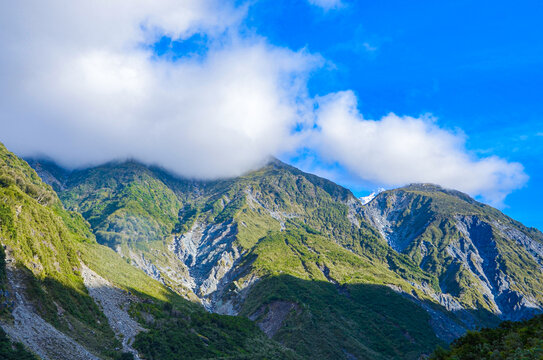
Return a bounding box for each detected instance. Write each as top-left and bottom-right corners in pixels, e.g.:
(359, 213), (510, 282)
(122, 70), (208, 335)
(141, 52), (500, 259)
(395, 183), (476, 204)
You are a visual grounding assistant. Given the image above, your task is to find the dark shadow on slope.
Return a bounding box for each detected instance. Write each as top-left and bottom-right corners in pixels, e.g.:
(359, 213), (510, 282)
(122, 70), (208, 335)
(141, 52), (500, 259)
(239, 275), (500, 360)
(3, 263), (294, 360)
(429, 314), (543, 359)
(118, 285), (300, 360)
(7, 266), (124, 360)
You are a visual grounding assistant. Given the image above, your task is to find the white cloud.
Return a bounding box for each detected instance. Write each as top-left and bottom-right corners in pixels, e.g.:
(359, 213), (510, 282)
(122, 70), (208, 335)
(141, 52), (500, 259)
(307, 0), (344, 11)
(0, 1), (528, 204)
(0, 0), (318, 178)
(310, 91), (528, 205)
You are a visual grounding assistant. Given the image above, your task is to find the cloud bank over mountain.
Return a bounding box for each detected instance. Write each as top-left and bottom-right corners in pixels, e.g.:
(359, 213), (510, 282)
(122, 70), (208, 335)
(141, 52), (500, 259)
(311, 91), (527, 205)
(0, 0), (527, 204)
(0, 0), (318, 178)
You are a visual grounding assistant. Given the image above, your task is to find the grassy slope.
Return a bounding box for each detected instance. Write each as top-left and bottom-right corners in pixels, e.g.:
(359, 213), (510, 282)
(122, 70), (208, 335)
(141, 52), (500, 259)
(0, 143), (121, 358)
(236, 231), (444, 359)
(176, 166), (448, 359)
(80, 242), (297, 360)
(206, 161), (438, 288)
(241, 276), (440, 360)
(0, 143), (295, 360)
(61, 161), (183, 248)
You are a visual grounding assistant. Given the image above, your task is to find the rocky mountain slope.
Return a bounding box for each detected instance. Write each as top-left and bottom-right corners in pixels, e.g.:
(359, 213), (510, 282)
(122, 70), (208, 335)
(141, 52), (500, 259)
(0, 143), (295, 360)
(26, 155), (543, 359)
(30, 158), (449, 357)
(362, 184), (543, 320)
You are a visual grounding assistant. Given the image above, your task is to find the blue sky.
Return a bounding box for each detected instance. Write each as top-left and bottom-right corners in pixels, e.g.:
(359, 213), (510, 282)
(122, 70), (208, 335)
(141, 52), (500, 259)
(244, 0), (543, 229)
(0, 0), (541, 229)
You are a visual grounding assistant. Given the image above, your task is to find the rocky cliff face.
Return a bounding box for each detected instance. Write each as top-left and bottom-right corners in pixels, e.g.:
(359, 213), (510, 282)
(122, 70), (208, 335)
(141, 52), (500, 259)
(168, 220), (242, 310)
(362, 184), (543, 321)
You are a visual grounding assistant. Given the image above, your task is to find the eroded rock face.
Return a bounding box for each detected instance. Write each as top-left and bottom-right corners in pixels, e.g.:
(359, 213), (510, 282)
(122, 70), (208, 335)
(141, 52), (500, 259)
(245, 187), (298, 231)
(494, 222), (543, 269)
(362, 189), (543, 322)
(130, 252), (163, 283)
(362, 191), (431, 252)
(169, 220), (242, 310)
(80, 264), (143, 359)
(1, 252), (99, 360)
(249, 301), (300, 338)
(453, 216), (541, 320)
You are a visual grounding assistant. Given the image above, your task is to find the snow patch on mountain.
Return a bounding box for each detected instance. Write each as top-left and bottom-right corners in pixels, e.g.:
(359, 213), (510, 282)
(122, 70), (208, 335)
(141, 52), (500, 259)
(359, 188), (385, 205)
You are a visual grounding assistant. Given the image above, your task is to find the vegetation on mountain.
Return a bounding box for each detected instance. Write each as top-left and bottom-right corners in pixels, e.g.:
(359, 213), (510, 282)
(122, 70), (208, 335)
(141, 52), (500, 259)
(131, 300), (298, 360)
(0, 143), (296, 359)
(59, 161), (183, 247)
(0, 143), (120, 358)
(364, 184), (543, 314)
(431, 315), (543, 360)
(19, 149), (543, 359)
(0, 327), (37, 360)
(240, 274), (442, 360)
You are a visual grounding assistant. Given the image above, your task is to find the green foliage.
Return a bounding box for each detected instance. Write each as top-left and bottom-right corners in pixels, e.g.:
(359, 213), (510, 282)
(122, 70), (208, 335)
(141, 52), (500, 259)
(76, 241), (196, 312)
(431, 315), (543, 360)
(132, 300), (297, 360)
(60, 161), (182, 247)
(0, 144), (57, 206)
(0, 143), (121, 358)
(174, 203), (199, 233)
(45, 156), (451, 359)
(0, 203), (15, 239)
(25, 151), (543, 360)
(212, 194), (245, 223)
(240, 275), (442, 360)
(1, 143), (298, 360)
(372, 185), (543, 311)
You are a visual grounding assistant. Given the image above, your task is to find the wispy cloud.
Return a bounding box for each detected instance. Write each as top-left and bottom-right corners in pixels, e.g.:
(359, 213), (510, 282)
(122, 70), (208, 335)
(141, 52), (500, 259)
(307, 0), (344, 11)
(361, 42), (378, 52)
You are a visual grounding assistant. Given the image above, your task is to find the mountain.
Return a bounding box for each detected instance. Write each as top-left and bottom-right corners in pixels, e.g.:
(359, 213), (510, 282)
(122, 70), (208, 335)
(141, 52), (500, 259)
(22, 154), (543, 359)
(30, 158), (451, 358)
(1, 144), (296, 360)
(363, 184), (543, 320)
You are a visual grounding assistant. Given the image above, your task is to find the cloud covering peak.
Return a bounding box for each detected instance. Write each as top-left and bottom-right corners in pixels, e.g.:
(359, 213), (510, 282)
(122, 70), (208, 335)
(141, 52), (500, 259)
(0, 0), (527, 204)
(0, 0), (318, 178)
(310, 91), (527, 205)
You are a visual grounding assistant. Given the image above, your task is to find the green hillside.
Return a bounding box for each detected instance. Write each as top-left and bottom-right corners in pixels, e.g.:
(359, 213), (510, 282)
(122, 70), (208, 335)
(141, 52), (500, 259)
(23, 152), (543, 359)
(0, 143), (295, 360)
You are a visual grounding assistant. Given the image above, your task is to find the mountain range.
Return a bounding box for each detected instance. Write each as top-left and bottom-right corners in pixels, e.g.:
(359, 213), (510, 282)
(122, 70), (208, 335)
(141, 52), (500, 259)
(0, 140), (541, 359)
